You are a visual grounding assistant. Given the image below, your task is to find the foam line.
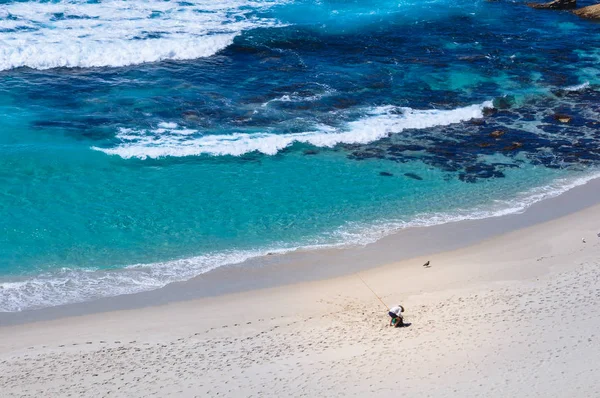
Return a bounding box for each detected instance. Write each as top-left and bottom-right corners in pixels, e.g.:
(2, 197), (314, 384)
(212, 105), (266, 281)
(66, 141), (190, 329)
(2, 169), (599, 312)
(94, 101), (493, 159)
(0, 0), (284, 70)
(563, 82), (590, 92)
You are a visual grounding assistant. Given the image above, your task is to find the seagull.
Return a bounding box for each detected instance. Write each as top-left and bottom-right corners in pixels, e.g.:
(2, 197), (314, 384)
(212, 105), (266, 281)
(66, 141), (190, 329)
(582, 238), (586, 243)
(423, 260), (431, 268)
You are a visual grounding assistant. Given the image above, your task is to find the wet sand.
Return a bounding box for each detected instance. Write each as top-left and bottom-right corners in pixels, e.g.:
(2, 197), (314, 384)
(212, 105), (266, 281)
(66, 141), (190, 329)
(1, 180), (600, 396)
(3, 174), (600, 326)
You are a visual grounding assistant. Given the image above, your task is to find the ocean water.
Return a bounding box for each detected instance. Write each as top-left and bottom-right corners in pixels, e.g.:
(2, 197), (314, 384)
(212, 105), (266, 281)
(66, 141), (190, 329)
(1, 0), (600, 312)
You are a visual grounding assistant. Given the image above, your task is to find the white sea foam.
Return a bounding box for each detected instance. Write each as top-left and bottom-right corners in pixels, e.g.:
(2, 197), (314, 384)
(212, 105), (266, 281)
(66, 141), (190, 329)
(2, 169), (599, 312)
(93, 101), (493, 159)
(563, 81), (590, 92)
(332, 170), (600, 247)
(261, 86), (336, 107)
(158, 122), (178, 129)
(0, 248), (279, 312)
(0, 0), (285, 71)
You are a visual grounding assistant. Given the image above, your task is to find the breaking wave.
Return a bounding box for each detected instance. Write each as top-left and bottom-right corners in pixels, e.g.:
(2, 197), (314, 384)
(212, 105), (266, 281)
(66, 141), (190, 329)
(0, 0), (285, 71)
(563, 81), (591, 92)
(93, 101), (493, 159)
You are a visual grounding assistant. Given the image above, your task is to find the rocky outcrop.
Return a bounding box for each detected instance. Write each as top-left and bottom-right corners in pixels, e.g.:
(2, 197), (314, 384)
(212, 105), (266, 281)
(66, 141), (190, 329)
(527, 0), (576, 10)
(573, 4), (600, 19)
(553, 114), (572, 123)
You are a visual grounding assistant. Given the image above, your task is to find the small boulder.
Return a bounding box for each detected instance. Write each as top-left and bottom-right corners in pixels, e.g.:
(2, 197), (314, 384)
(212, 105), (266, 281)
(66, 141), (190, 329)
(527, 0), (576, 10)
(553, 113), (572, 123)
(574, 4), (600, 19)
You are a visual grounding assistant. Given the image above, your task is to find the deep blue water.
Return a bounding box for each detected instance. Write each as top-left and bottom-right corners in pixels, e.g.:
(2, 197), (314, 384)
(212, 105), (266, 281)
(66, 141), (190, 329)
(1, 0), (599, 311)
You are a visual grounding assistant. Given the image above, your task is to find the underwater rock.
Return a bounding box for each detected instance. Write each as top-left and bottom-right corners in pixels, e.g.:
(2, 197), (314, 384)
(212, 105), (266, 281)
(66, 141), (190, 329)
(469, 118), (486, 126)
(527, 0), (576, 10)
(182, 111), (200, 121)
(341, 85), (600, 176)
(348, 151), (377, 161)
(458, 54), (489, 63)
(492, 162), (520, 169)
(459, 164), (506, 183)
(388, 156), (410, 164)
(489, 130), (505, 138)
(492, 95), (516, 110)
(458, 173), (478, 183)
(503, 142), (524, 151)
(482, 107), (498, 117)
(553, 113), (572, 123)
(539, 123), (565, 134)
(404, 172), (423, 181)
(303, 149), (319, 155)
(379, 171), (394, 177)
(330, 97), (358, 109)
(574, 4), (600, 20)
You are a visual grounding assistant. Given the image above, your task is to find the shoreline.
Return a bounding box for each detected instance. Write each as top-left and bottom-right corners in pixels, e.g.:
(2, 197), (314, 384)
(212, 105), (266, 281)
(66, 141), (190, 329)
(2, 172), (600, 326)
(1, 172), (599, 396)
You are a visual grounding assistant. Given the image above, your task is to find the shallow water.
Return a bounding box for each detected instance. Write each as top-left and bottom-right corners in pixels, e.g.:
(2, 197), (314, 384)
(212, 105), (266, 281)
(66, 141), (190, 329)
(1, 0), (599, 311)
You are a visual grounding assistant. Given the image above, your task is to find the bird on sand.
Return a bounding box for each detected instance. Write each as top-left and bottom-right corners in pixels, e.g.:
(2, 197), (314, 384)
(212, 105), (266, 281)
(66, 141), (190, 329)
(582, 238), (586, 243)
(423, 260), (431, 268)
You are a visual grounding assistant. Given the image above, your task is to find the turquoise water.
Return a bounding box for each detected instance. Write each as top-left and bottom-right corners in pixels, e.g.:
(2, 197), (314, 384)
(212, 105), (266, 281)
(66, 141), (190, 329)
(1, 0), (599, 311)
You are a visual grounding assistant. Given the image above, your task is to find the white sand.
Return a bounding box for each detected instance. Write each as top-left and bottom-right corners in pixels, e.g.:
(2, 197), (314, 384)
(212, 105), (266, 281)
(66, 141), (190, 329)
(1, 203), (600, 397)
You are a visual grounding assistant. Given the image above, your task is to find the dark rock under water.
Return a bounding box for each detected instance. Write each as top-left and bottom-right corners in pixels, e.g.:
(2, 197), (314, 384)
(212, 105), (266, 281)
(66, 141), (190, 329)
(344, 87), (600, 183)
(404, 172), (423, 181)
(527, 0), (577, 10)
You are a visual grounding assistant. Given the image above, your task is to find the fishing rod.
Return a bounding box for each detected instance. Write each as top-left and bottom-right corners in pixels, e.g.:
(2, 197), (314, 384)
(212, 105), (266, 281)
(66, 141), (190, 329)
(355, 272), (388, 310)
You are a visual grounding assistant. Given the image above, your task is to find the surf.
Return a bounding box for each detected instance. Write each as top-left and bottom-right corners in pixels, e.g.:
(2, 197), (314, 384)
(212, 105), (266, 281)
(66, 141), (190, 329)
(0, 0), (285, 71)
(93, 101), (492, 159)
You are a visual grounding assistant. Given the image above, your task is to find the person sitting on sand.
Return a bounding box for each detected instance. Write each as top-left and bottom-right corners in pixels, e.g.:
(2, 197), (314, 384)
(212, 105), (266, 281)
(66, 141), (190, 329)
(388, 305), (404, 327)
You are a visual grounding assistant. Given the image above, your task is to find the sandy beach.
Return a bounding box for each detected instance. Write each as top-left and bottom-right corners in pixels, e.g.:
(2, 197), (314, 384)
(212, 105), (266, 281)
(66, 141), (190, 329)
(2, 185), (600, 397)
(2, 0), (600, 396)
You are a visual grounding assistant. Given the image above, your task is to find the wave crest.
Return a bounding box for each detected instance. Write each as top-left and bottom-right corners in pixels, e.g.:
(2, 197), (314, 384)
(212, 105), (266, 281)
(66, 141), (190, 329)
(94, 101), (493, 159)
(0, 0), (284, 71)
